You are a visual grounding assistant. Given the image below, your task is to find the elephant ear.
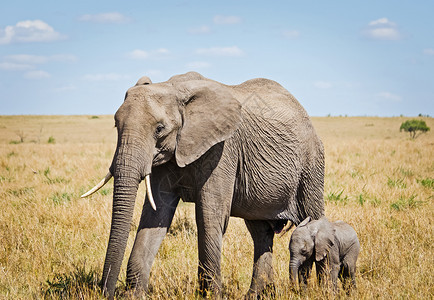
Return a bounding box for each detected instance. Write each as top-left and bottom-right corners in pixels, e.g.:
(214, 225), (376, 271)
(175, 81), (242, 167)
(135, 76), (152, 85)
(313, 217), (335, 261)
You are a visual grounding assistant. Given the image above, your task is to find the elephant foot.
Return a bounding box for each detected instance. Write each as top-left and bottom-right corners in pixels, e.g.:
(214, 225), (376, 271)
(245, 283), (275, 300)
(197, 271), (223, 299)
(196, 285), (223, 299)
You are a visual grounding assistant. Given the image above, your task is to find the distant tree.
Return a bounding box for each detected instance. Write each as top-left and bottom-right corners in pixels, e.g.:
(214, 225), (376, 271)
(400, 119), (430, 139)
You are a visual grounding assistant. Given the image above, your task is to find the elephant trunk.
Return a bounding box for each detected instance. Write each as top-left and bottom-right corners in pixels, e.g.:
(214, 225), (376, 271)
(289, 260), (300, 288)
(101, 140), (152, 298)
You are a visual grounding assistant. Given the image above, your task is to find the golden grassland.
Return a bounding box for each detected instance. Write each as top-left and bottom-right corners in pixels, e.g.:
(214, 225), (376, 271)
(0, 115), (433, 299)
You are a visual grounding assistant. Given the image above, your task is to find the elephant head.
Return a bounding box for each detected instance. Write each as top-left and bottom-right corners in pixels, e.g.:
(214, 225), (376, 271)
(82, 73), (242, 297)
(288, 216), (335, 286)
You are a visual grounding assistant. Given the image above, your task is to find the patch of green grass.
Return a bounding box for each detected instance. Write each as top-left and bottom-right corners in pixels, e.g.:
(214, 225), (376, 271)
(44, 264), (100, 299)
(399, 168), (414, 177)
(47, 136), (56, 144)
(384, 216), (402, 230)
(387, 177), (407, 189)
(357, 193), (366, 206)
(100, 188), (112, 196)
(417, 178), (433, 189)
(326, 190), (349, 205)
(43, 167), (70, 185)
(391, 195), (422, 211)
(43, 167), (50, 176)
(9, 140), (22, 144)
(51, 192), (73, 205)
(370, 197), (382, 207)
(7, 151), (17, 158)
(90, 116), (99, 119)
(7, 187), (34, 197)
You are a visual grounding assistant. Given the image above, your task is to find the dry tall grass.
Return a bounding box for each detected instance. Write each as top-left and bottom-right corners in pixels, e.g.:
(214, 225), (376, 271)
(0, 115), (432, 299)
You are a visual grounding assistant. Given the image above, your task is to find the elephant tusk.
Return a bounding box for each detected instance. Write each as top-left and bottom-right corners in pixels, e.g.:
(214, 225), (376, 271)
(81, 172), (112, 198)
(145, 174), (157, 211)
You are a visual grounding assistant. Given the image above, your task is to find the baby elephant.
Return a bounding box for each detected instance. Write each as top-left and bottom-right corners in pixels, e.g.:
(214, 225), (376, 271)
(289, 216), (360, 292)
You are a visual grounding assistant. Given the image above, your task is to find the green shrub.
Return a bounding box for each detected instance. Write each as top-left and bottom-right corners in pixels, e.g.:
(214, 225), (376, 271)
(400, 119), (430, 139)
(48, 136), (56, 144)
(44, 264), (100, 298)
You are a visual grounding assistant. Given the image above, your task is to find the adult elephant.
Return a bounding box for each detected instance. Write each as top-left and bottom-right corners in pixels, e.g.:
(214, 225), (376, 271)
(82, 72), (325, 298)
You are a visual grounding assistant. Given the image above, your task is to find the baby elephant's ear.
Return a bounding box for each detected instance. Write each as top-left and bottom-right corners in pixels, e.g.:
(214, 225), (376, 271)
(314, 217), (335, 261)
(297, 216), (311, 227)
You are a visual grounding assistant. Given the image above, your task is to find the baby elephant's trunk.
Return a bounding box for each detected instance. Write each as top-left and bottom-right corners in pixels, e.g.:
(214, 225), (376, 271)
(289, 262), (300, 288)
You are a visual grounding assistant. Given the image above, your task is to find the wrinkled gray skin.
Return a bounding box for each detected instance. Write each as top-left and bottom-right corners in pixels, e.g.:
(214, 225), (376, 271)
(289, 216), (360, 292)
(100, 72), (325, 299)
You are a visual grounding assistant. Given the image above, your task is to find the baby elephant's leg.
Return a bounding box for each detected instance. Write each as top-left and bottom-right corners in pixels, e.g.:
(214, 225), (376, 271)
(341, 263), (357, 293)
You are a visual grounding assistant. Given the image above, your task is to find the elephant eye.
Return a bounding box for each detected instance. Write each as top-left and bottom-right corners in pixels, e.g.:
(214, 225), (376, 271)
(155, 123), (165, 136)
(301, 244), (309, 255)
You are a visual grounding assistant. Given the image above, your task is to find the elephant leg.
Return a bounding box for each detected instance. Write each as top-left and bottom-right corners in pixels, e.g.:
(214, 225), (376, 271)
(341, 263), (357, 293)
(315, 259), (327, 287)
(244, 220), (275, 298)
(194, 147), (236, 298)
(126, 164), (180, 295)
(298, 259), (313, 287)
(329, 263), (340, 292)
(195, 190), (233, 297)
(349, 265), (357, 290)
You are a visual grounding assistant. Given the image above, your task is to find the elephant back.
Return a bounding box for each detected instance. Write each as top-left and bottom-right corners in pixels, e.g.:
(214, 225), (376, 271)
(167, 71), (207, 83)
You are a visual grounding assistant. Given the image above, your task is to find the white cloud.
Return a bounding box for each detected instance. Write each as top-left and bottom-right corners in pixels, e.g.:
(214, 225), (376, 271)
(423, 48), (434, 56)
(0, 20), (65, 44)
(0, 62), (34, 71)
(82, 73), (130, 81)
(213, 15), (241, 25)
(127, 48), (170, 60)
(5, 54), (77, 64)
(53, 84), (77, 92)
(6, 54), (48, 64)
(128, 49), (149, 60)
(186, 61), (211, 69)
(282, 30), (300, 39)
(363, 17), (403, 41)
(188, 25), (211, 35)
(376, 92), (402, 102)
(368, 18), (395, 27)
(314, 81), (332, 89)
(0, 54), (77, 75)
(24, 70), (51, 79)
(156, 48), (170, 55)
(79, 12), (130, 24)
(368, 27), (401, 40)
(196, 46), (244, 57)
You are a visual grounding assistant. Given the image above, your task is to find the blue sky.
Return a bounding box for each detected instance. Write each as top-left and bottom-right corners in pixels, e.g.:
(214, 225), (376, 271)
(1, 1), (433, 116)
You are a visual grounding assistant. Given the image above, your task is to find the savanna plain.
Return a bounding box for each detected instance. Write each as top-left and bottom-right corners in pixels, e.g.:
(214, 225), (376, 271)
(0, 115), (432, 299)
